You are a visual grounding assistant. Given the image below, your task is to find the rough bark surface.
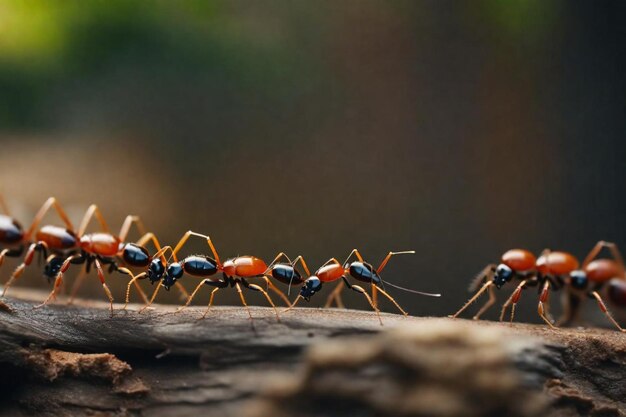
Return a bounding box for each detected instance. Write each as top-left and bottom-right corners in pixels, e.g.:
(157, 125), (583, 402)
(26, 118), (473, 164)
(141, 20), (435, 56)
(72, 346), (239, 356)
(0, 288), (624, 417)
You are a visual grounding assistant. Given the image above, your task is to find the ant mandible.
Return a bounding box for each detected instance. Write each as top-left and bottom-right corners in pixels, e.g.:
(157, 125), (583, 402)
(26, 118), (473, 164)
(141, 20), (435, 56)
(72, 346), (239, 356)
(124, 231), (290, 321)
(35, 204), (182, 312)
(282, 249), (441, 325)
(450, 248), (580, 328)
(560, 241), (626, 332)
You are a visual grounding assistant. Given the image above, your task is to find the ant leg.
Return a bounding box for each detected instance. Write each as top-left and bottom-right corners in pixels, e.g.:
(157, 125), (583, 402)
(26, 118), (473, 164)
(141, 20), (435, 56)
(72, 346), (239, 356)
(235, 282), (253, 320)
(324, 281), (345, 308)
(450, 281), (493, 318)
(139, 284), (162, 313)
(67, 263), (88, 305)
(582, 241), (625, 269)
(500, 280), (528, 324)
(176, 279), (228, 314)
(473, 285), (496, 320)
(320, 257), (342, 268)
(264, 252), (293, 273)
(135, 232), (161, 249)
(201, 288), (221, 318)
(376, 251), (416, 274)
(24, 197), (74, 240)
(123, 272), (148, 309)
(36, 254), (85, 308)
(243, 279), (280, 321)
(262, 276), (291, 306)
(372, 251), (415, 307)
(116, 267), (149, 306)
(538, 281), (557, 329)
(118, 215), (147, 242)
(284, 255), (311, 297)
(0, 249), (9, 269)
(556, 290), (583, 327)
(284, 294), (302, 311)
(342, 276), (382, 325)
(590, 291), (625, 332)
(463, 265), (498, 319)
(374, 285), (409, 316)
(291, 255), (311, 276)
(174, 282), (190, 300)
(93, 258), (114, 314)
(78, 204), (111, 236)
(2, 242), (48, 297)
(169, 231), (221, 265)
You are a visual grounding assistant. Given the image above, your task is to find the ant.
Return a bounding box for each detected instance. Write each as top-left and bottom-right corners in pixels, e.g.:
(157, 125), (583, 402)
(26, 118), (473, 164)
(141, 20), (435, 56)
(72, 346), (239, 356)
(278, 249), (441, 325)
(559, 241), (626, 332)
(124, 231), (290, 321)
(450, 249), (580, 328)
(264, 252), (312, 296)
(33, 204), (184, 312)
(1, 196), (78, 296)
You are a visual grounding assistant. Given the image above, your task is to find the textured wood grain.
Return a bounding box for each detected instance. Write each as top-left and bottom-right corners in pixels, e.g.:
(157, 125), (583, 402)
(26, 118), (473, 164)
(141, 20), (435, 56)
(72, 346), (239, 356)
(0, 288), (624, 417)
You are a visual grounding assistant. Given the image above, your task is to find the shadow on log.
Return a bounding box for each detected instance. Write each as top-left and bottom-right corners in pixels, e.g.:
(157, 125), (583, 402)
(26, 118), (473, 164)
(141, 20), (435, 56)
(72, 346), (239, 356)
(0, 288), (624, 417)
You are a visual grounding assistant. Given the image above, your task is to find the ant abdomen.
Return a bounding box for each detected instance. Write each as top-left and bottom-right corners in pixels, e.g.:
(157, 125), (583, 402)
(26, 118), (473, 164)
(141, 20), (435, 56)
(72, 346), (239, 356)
(349, 262), (381, 285)
(270, 264), (304, 285)
(181, 255), (218, 276)
(122, 244), (151, 267)
(0, 215), (23, 244)
(608, 279), (626, 307)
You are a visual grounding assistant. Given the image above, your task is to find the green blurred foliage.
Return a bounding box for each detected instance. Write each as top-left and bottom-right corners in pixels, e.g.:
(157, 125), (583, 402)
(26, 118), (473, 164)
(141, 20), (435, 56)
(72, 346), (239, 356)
(0, 0), (321, 127)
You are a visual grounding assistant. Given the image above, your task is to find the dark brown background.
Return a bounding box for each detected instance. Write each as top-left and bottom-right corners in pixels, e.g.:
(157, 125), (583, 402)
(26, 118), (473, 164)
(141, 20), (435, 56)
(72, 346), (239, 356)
(0, 1), (625, 322)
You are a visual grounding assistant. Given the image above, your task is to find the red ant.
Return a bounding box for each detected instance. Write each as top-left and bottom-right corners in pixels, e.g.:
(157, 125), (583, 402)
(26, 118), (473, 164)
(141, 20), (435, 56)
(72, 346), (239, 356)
(559, 241), (626, 332)
(1, 196), (78, 295)
(274, 249), (441, 325)
(31, 204), (186, 312)
(124, 231), (290, 321)
(450, 249), (578, 327)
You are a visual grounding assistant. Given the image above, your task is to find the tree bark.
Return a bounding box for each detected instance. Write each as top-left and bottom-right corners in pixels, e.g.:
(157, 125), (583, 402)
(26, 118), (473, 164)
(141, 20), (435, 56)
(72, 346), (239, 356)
(0, 288), (624, 417)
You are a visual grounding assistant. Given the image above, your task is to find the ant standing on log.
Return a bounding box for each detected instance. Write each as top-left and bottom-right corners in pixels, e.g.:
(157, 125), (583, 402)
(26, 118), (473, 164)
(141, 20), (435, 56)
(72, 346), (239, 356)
(559, 241), (626, 332)
(33, 204), (180, 312)
(1, 197), (78, 296)
(124, 231), (290, 321)
(450, 248), (603, 330)
(282, 249), (441, 325)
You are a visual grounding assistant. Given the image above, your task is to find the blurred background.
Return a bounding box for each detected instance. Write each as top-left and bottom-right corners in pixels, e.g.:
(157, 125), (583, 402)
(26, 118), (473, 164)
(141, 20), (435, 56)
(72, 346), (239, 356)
(1, 0), (625, 324)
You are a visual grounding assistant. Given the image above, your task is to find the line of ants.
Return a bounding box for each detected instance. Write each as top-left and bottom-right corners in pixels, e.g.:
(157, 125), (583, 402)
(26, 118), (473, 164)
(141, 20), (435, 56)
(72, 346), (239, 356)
(0, 196), (439, 325)
(0, 195), (625, 332)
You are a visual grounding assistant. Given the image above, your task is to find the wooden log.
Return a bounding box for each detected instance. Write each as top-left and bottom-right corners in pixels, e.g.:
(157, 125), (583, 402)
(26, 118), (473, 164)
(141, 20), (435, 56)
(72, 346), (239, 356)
(0, 288), (624, 417)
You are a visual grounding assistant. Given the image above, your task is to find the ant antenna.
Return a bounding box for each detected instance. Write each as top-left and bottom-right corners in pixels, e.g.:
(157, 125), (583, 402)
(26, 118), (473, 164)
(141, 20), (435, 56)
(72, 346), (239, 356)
(381, 279), (441, 297)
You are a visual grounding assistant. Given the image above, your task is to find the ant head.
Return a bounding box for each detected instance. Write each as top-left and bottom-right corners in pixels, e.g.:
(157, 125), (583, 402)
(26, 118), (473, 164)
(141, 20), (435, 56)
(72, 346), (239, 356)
(148, 258), (165, 284)
(493, 264), (513, 288)
(162, 262), (184, 290)
(569, 270), (588, 290)
(43, 255), (64, 283)
(0, 216), (24, 244)
(121, 244), (151, 268)
(300, 276), (322, 301)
